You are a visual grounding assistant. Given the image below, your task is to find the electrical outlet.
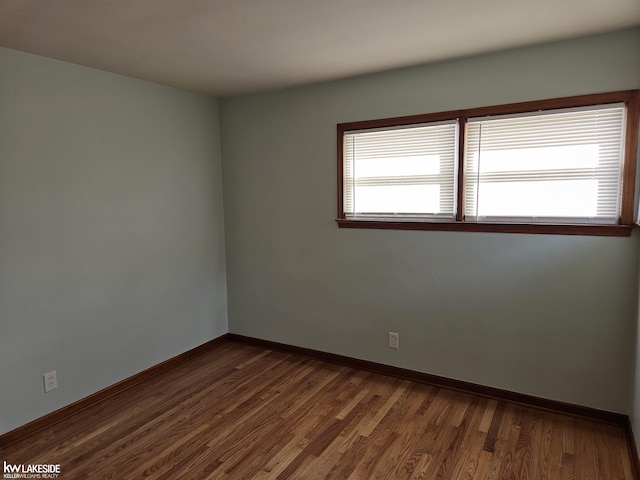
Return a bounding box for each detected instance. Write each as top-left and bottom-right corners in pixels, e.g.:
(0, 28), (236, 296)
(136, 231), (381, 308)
(43, 371), (57, 393)
(388, 332), (399, 349)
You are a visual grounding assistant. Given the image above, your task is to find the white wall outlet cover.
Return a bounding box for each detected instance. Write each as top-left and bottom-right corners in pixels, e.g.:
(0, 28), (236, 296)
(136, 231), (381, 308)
(43, 371), (58, 393)
(388, 332), (399, 349)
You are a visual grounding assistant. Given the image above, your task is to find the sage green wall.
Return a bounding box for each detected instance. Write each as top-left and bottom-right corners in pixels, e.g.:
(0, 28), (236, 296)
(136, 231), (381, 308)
(0, 48), (228, 434)
(220, 28), (640, 414)
(632, 253), (640, 455)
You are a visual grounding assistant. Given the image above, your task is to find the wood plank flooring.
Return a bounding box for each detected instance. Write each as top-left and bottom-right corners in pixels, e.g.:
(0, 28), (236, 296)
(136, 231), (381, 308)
(1, 341), (635, 479)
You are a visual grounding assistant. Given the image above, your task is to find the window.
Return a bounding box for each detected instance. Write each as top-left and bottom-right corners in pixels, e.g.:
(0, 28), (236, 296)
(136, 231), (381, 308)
(343, 120), (457, 220)
(464, 105), (625, 224)
(337, 91), (639, 236)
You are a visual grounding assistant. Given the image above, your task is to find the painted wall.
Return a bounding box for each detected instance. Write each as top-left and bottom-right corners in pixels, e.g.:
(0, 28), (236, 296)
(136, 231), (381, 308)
(0, 48), (228, 434)
(220, 28), (640, 414)
(632, 252), (640, 456)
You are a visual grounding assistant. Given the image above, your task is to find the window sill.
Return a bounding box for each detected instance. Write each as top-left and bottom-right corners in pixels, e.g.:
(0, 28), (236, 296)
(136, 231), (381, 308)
(336, 219), (634, 237)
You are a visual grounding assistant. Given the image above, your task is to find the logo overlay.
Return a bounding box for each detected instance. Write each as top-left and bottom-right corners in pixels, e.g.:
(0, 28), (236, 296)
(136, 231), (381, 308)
(3, 462), (60, 479)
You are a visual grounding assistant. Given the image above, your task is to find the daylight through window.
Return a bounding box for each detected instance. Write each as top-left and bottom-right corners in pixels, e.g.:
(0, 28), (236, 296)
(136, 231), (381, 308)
(337, 91), (639, 236)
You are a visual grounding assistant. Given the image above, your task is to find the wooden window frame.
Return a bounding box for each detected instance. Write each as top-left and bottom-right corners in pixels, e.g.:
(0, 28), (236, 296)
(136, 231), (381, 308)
(336, 90), (639, 236)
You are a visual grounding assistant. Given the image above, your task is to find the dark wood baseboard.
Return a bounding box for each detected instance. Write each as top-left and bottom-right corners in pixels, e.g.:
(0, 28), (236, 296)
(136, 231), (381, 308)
(0, 334), (229, 448)
(228, 333), (627, 426)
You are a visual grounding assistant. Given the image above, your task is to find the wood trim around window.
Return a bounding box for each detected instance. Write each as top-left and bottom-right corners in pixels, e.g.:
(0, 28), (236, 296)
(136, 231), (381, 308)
(623, 90), (640, 224)
(336, 90), (639, 237)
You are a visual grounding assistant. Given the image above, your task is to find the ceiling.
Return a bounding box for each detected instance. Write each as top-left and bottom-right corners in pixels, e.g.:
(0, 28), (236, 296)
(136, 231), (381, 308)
(1, 0), (639, 97)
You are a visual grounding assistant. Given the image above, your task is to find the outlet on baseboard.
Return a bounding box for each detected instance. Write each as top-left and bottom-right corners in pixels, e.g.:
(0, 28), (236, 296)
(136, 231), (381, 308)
(388, 332), (399, 349)
(43, 371), (57, 393)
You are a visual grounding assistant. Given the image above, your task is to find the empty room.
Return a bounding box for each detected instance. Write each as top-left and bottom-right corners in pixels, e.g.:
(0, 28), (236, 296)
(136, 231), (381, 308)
(1, 1), (640, 478)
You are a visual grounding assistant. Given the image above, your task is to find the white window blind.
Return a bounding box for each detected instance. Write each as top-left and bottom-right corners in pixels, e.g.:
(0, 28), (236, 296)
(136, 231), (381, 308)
(343, 121), (457, 219)
(464, 104), (625, 224)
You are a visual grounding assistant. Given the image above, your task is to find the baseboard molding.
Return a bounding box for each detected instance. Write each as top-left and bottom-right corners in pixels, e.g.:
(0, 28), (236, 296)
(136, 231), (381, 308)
(0, 333), (229, 448)
(228, 333), (627, 426)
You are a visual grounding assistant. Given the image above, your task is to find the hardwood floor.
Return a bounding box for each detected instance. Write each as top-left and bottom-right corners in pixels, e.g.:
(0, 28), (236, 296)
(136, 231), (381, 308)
(1, 341), (635, 479)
